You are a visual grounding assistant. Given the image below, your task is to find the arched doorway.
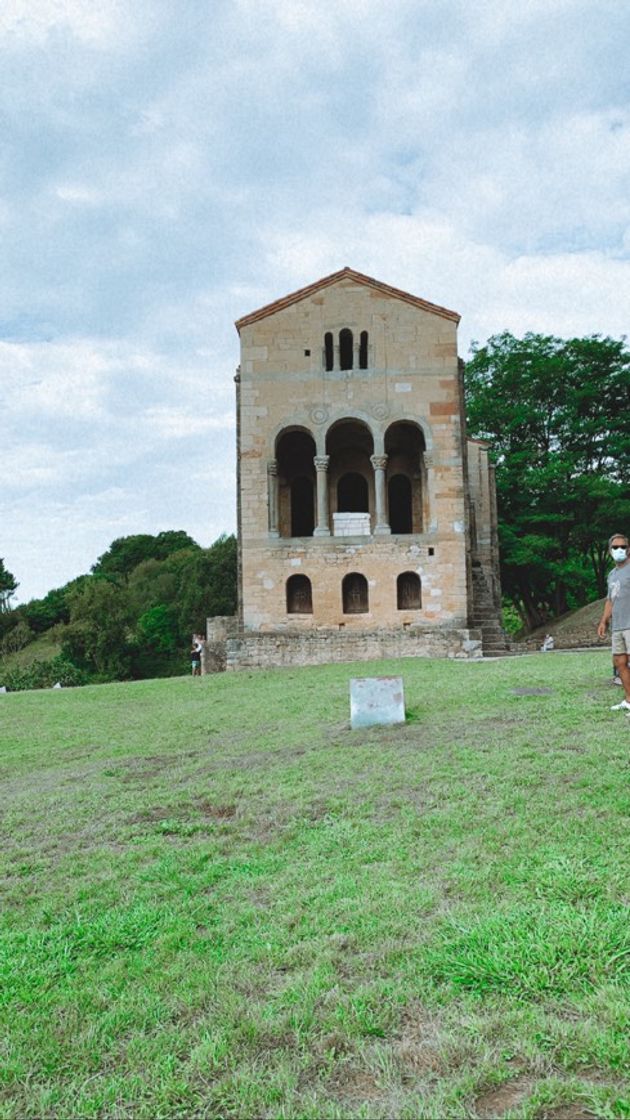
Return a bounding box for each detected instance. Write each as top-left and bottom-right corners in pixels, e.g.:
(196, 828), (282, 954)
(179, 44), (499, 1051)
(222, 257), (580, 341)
(326, 419), (375, 534)
(337, 472), (368, 512)
(276, 429), (316, 538)
(384, 421), (427, 533)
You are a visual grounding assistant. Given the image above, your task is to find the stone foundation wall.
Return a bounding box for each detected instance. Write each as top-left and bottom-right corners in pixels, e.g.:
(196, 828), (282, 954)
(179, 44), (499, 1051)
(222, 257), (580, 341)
(219, 625), (482, 671)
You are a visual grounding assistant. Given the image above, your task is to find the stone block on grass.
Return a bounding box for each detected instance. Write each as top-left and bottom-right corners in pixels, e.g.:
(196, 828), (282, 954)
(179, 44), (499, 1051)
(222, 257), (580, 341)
(350, 676), (405, 730)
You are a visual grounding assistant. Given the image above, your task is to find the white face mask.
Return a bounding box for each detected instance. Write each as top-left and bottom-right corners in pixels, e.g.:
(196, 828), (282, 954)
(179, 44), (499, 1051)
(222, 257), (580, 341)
(611, 547), (628, 562)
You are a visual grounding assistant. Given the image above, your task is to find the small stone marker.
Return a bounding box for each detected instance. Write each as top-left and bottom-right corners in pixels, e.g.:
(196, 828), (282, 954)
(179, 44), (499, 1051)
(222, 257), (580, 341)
(350, 676), (405, 730)
(0, 685), (6, 694)
(52, 682), (62, 689)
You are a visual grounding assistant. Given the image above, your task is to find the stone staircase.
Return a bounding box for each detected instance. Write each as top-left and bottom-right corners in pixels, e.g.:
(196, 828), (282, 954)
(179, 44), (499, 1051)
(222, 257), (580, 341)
(471, 564), (511, 657)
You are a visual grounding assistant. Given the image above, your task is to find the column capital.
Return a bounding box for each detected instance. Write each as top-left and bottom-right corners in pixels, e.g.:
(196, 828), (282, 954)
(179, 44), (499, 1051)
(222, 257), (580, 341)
(267, 458), (278, 475)
(314, 455), (330, 473)
(370, 454), (388, 472)
(424, 453), (435, 469)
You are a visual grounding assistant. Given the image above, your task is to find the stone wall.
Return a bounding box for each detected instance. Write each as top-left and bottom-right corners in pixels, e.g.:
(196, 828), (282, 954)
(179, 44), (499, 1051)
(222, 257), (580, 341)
(206, 616), (482, 671)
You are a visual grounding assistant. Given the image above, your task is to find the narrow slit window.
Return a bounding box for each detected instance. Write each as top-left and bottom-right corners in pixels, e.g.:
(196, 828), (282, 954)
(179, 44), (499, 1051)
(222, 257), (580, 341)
(359, 330), (368, 369)
(339, 328), (353, 371)
(324, 332), (334, 371)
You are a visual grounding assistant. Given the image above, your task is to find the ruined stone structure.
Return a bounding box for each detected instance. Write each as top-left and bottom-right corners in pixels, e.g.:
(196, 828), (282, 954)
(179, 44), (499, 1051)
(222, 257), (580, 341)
(207, 267), (505, 669)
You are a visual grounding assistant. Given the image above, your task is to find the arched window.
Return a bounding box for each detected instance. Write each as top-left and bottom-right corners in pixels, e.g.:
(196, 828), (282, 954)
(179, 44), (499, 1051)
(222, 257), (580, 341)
(339, 328), (353, 371)
(290, 476), (315, 537)
(342, 572), (368, 614)
(337, 472), (368, 512)
(359, 330), (368, 369)
(388, 474), (413, 534)
(397, 571), (422, 610)
(286, 575), (313, 614)
(324, 331), (334, 372)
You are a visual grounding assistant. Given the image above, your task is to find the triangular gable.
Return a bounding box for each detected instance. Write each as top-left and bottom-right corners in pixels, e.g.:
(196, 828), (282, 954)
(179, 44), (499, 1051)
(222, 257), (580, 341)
(235, 267), (460, 331)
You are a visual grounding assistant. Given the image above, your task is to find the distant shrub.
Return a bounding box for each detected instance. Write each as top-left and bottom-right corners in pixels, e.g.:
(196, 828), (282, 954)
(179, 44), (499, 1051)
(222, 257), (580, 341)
(0, 656), (89, 692)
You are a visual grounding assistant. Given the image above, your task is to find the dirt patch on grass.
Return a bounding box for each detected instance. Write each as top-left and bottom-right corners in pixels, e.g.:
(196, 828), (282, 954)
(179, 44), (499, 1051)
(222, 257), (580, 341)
(128, 798), (237, 825)
(193, 798), (236, 819)
(329, 1064), (384, 1105)
(475, 1076), (532, 1118)
(395, 1002), (445, 1075)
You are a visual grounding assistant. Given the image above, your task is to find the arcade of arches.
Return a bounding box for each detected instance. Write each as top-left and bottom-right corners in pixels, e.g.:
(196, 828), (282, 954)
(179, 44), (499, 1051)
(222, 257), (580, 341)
(271, 419), (427, 539)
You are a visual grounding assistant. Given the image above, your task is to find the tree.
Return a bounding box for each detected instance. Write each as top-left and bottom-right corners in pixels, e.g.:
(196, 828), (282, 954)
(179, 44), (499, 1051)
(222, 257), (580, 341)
(92, 531), (200, 580)
(0, 559), (18, 612)
(465, 332), (630, 629)
(177, 534), (237, 637)
(62, 580), (134, 680)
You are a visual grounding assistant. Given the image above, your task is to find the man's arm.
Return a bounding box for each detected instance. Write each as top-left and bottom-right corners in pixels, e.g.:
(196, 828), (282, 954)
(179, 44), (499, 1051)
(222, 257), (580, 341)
(597, 598), (612, 639)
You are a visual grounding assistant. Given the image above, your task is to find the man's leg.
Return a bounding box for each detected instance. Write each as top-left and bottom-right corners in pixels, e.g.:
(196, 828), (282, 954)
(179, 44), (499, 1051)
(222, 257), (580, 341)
(613, 653), (630, 702)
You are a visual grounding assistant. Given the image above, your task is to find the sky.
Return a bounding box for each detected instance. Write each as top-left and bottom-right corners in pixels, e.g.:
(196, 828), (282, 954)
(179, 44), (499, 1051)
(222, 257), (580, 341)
(2, 0), (630, 603)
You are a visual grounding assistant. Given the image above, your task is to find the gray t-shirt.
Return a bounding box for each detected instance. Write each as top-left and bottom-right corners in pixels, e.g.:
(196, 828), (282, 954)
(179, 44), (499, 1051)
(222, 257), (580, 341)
(607, 561), (630, 631)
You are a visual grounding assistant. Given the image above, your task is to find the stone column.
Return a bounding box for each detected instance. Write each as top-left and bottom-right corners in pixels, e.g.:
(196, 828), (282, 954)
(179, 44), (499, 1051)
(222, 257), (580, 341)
(313, 455), (331, 536)
(371, 454), (391, 535)
(267, 459), (279, 537)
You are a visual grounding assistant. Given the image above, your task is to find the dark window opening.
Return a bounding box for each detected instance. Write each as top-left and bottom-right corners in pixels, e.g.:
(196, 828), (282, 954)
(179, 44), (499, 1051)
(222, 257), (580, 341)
(359, 330), (368, 369)
(428, 547), (434, 556)
(388, 474), (413, 533)
(470, 501), (478, 549)
(324, 332), (334, 371)
(286, 575), (313, 614)
(290, 476), (315, 537)
(304, 348), (311, 356)
(339, 328), (353, 370)
(342, 572), (369, 614)
(397, 571), (422, 610)
(337, 472), (368, 512)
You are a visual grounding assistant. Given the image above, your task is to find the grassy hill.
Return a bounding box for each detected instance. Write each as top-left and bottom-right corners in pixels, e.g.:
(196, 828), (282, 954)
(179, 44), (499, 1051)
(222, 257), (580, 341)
(514, 599), (608, 651)
(0, 629), (62, 670)
(1, 654), (628, 1119)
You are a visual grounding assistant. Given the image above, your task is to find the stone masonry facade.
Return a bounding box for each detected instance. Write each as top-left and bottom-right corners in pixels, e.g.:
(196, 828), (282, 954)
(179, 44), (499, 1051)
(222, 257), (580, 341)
(207, 267), (504, 670)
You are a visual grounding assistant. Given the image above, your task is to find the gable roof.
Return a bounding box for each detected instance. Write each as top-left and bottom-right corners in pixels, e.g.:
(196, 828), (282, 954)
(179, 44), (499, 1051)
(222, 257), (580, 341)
(234, 267), (460, 331)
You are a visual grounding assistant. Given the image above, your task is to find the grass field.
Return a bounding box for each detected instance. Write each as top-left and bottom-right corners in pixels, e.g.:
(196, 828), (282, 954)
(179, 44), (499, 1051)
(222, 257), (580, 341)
(1, 651), (629, 1119)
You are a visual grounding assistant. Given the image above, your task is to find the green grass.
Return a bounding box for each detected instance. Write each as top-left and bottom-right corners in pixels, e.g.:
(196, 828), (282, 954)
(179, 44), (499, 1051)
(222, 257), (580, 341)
(1, 652), (629, 1119)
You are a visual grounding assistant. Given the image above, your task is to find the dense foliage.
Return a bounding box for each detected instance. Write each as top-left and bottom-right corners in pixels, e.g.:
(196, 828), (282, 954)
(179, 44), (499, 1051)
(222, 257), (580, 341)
(0, 533), (237, 688)
(465, 332), (630, 630)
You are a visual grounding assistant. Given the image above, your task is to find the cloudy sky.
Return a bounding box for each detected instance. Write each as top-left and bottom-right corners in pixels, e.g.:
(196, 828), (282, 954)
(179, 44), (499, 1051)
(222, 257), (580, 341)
(2, 0), (629, 603)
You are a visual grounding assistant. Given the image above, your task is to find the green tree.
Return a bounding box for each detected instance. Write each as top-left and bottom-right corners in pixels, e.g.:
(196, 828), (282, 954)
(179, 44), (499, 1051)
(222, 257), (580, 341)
(62, 580), (134, 680)
(177, 534), (237, 638)
(0, 559), (18, 612)
(465, 332), (630, 629)
(92, 531), (200, 580)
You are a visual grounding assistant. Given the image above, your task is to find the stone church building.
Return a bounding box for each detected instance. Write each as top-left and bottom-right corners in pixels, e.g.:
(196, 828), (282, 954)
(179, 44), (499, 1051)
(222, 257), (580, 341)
(207, 267), (504, 670)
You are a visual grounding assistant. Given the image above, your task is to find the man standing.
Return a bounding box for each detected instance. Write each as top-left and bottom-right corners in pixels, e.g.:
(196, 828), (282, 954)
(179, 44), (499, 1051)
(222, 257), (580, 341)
(597, 534), (630, 711)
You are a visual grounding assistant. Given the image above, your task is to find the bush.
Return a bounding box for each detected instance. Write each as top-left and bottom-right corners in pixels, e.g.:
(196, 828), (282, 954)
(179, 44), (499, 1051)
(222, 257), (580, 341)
(0, 655), (89, 692)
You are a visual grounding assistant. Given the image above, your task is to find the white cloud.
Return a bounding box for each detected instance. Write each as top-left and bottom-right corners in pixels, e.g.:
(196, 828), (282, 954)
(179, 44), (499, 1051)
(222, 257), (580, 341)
(0, 0), (130, 46)
(143, 406), (235, 440)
